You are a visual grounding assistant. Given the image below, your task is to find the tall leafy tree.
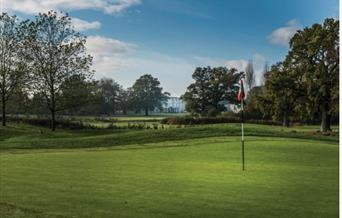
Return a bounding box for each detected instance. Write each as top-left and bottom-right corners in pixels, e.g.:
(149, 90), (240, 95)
(244, 86), (265, 120)
(0, 13), (28, 126)
(117, 87), (132, 115)
(97, 78), (121, 115)
(182, 67), (243, 116)
(58, 75), (97, 114)
(286, 18), (339, 132)
(24, 11), (93, 131)
(131, 74), (169, 116)
(259, 62), (303, 127)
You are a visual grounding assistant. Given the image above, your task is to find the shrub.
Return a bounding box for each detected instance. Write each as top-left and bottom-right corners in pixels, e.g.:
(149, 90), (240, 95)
(161, 116), (281, 125)
(6, 116), (97, 130)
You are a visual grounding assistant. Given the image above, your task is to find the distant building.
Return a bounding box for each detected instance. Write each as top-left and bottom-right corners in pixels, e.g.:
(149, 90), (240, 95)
(162, 97), (186, 113)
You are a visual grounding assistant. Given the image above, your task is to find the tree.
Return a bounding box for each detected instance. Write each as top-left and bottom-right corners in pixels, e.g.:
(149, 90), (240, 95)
(24, 11), (93, 131)
(130, 74), (169, 116)
(97, 78), (121, 115)
(260, 61), (269, 86)
(286, 18), (339, 132)
(244, 86), (265, 120)
(260, 62), (303, 127)
(245, 60), (255, 90)
(117, 87), (132, 115)
(0, 13), (28, 126)
(182, 67), (243, 116)
(58, 75), (97, 114)
(6, 87), (30, 115)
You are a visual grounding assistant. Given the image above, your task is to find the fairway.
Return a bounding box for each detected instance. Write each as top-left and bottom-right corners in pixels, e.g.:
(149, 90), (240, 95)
(0, 125), (339, 218)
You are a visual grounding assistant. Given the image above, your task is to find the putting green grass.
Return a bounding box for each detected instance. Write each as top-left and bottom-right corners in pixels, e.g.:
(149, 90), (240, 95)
(0, 125), (339, 218)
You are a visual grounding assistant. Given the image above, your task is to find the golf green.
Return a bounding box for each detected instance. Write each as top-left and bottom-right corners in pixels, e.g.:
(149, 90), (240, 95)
(0, 136), (338, 218)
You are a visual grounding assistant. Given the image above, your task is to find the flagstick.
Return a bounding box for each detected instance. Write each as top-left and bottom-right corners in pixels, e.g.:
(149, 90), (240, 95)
(241, 97), (245, 171)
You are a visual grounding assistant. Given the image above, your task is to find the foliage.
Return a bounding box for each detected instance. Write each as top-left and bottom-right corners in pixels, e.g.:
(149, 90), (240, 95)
(117, 87), (132, 115)
(258, 62), (304, 127)
(96, 78), (121, 115)
(6, 116), (97, 130)
(182, 67), (243, 116)
(0, 13), (29, 126)
(161, 116), (280, 125)
(244, 86), (267, 120)
(285, 18), (339, 132)
(24, 11), (93, 131)
(130, 74), (169, 116)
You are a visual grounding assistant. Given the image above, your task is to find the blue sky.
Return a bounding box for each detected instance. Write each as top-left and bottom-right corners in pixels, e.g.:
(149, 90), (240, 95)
(3, 0), (339, 96)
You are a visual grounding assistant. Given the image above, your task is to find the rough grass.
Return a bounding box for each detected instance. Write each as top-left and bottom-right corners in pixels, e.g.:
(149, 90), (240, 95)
(0, 123), (339, 218)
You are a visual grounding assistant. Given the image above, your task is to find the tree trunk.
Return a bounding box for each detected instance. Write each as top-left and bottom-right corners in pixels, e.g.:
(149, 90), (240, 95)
(51, 94), (56, 131)
(50, 83), (56, 131)
(1, 95), (5, 127)
(145, 108), (149, 116)
(113, 105), (116, 115)
(122, 107), (127, 115)
(51, 109), (56, 131)
(320, 108), (331, 132)
(282, 110), (289, 127)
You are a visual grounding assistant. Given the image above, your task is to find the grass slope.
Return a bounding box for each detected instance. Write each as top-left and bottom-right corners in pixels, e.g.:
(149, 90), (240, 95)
(0, 123), (339, 217)
(0, 123), (338, 150)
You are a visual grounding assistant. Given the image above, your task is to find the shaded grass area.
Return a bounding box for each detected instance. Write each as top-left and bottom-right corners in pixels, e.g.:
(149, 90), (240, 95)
(0, 123), (338, 150)
(0, 203), (71, 218)
(0, 137), (338, 218)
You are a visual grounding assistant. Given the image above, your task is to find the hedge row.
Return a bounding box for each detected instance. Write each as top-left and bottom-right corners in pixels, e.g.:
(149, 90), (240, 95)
(160, 116), (281, 125)
(4, 116), (98, 130)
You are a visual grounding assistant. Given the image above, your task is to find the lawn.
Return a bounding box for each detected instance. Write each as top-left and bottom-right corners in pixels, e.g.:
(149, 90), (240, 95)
(0, 123), (339, 217)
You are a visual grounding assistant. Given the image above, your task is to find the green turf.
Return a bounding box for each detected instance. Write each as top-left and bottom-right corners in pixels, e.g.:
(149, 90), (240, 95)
(0, 123), (338, 150)
(0, 123), (339, 217)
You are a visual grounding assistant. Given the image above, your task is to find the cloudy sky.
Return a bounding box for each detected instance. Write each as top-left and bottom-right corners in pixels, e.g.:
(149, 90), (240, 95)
(2, 0), (338, 96)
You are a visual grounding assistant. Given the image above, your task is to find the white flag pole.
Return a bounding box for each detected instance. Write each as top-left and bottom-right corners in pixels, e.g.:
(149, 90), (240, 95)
(241, 82), (245, 171)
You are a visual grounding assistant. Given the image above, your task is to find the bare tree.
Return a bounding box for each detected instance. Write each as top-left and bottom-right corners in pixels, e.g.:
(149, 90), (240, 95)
(0, 13), (28, 126)
(260, 61), (269, 86)
(245, 60), (255, 90)
(25, 11), (93, 131)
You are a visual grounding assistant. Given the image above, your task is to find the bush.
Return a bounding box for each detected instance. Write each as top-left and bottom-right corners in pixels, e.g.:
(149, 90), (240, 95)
(161, 116), (281, 125)
(6, 116), (97, 130)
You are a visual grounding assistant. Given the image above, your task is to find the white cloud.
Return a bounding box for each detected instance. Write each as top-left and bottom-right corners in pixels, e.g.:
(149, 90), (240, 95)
(200, 54), (266, 86)
(119, 53), (195, 96)
(224, 55), (266, 86)
(85, 34), (269, 95)
(85, 36), (194, 96)
(86, 37), (267, 95)
(224, 60), (248, 72)
(3, 0), (141, 15)
(86, 35), (137, 75)
(87, 35), (136, 56)
(71, 18), (101, 31)
(105, 0), (141, 14)
(268, 19), (301, 46)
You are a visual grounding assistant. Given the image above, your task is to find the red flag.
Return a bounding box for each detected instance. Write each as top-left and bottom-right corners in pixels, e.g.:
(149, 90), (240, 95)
(237, 79), (245, 101)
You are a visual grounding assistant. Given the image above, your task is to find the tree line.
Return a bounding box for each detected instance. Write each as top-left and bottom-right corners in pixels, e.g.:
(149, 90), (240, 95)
(0, 11), (339, 133)
(182, 18), (339, 133)
(0, 11), (168, 131)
